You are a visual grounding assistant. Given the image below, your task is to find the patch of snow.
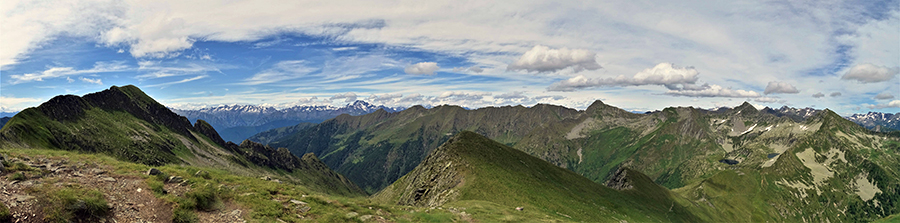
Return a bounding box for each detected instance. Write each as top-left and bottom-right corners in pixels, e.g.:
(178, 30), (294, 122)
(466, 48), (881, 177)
(741, 124), (757, 135)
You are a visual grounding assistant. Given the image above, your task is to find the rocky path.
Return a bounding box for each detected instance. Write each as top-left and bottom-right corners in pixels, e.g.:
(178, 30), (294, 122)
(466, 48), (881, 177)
(0, 154), (247, 223)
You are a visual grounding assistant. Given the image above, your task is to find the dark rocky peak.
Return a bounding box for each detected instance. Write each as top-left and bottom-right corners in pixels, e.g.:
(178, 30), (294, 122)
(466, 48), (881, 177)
(37, 95), (89, 121)
(194, 119), (226, 146)
(605, 167), (634, 190)
(82, 85), (195, 138)
(236, 140), (305, 171)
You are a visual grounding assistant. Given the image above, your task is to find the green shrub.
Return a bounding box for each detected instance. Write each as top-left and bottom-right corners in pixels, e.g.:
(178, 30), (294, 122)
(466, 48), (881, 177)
(149, 180), (167, 195)
(172, 208), (198, 223)
(40, 186), (109, 223)
(0, 203), (11, 222)
(184, 184), (222, 211)
(8, 172), (25, 181)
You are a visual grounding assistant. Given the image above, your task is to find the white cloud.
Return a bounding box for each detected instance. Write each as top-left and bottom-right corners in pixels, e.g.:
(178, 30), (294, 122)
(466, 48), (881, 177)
(396, 93), (425, 104)
(453, 66), (484, 73)
(404, 62), (439, 75)
(754, 97), (779, 103)
(867, 100), (900, 109)
(8, 61), (128, 84)
(829, 92), (841, 97)
(507, 45), (600, 73)
(764, 81), (799, 94)
(330, 92), (358, 102)
(1, 0), (897, 114)
(665, 84), (761, 98)
(494, 91), (529, 100)
(80, 77), (103, 85)
(243, 60), (317, 85)
(874, 92), (895, 100)
(136, 60), (225, 80)
(841, 63), (899, 83)
(145, 75), (207, 88)
(0, 96), (42, 112)
(534, 95), (565, 101)
(547, 63), (699, 91)
(438, 91), (487, 99)
(367, 93), (403, 104)
(812, 92), (825, 98)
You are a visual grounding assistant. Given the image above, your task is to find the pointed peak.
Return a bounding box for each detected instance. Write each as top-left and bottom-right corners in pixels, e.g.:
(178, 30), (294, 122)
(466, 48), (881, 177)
(585, 100), (607, 111)
(350, 100), (372, 106)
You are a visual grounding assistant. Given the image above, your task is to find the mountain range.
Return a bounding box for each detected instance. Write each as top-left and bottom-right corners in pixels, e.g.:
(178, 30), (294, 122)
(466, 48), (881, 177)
(171, 101), (404, 143)
(846, 112), (900, 132)
(0, 85), (898, 222)
(259, 99), (900, 222)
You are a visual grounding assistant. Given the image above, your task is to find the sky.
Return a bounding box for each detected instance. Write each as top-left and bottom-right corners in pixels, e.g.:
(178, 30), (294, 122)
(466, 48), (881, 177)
(1, 0), (899, 115)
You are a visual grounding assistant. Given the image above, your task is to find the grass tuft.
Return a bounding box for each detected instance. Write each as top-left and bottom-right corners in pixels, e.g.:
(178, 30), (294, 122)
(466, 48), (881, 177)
(36, 185), (109, 223)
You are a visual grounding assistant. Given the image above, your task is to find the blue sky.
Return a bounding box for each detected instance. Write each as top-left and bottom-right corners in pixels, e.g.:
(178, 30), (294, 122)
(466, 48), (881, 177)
(1, 0), (898, 115)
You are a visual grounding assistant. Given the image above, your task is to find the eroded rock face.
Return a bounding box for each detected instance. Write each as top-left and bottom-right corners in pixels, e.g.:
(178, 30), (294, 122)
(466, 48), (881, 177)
(393, 138), (466, 207)
(605, 168), (633, 190)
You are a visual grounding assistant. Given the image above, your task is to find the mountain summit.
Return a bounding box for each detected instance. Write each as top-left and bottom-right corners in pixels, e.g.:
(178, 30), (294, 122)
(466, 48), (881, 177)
(0, 85), (364, 196)
(373, 131), (701, 222)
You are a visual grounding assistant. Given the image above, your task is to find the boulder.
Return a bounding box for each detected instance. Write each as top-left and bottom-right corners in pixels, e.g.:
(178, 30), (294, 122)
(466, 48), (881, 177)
(146, 168), (162, 175)
(167, 176), (184, 184)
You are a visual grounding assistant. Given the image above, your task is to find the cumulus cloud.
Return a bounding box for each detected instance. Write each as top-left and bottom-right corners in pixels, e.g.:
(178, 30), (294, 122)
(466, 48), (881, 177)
(842, 64), (899, 83)
(665, 84), (761, 98)
(874, 92), (895, 100)
(80, 77), (103, 85)
(507, 45), (601, 73)
(8, 61), (128, 84)
(812, 92), (825, 98)
(763, 81), (799, 94)
(404, 62), (439, 75)
(829, 92), (841, 97)
(330, 92), (358, 102)
(547, 63), (699, 91)
(867, 100), (900, 109)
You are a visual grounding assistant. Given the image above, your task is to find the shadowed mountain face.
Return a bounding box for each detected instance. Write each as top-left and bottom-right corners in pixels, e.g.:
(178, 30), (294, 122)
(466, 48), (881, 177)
(0, 85), (364, 196)
(373, 131), (702, 222)
(269, 100), (900, 222)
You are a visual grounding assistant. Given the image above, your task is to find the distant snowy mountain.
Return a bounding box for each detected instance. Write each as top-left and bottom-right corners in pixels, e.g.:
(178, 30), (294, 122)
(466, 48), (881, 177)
(172, 100), (405, 142)
(760, 106), (821, 122)
(844, 112), (900, 132)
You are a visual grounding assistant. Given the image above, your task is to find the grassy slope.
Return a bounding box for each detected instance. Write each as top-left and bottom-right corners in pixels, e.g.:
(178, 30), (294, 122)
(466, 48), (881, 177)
(0, 146), (473, 223)
(375, 131), (703, 222)
(0, 85), (364, 197)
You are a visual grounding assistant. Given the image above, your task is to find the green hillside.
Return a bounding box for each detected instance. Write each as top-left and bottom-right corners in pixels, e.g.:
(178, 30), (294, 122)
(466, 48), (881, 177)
(373, 131), (702, 222)
(268, 99), (900, 222)
(0, 85), (363, 197)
